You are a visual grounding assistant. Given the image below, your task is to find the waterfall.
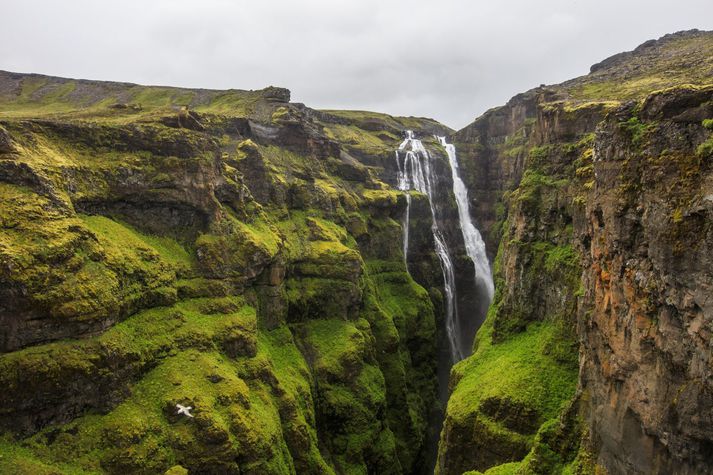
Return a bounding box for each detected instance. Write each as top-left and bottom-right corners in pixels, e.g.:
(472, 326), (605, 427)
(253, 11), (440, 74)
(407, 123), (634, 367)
(395, 149), (411, 267)
(437, 136), (494, 301)
(402, 192), (411, 266)
(396, 131), (463, 363)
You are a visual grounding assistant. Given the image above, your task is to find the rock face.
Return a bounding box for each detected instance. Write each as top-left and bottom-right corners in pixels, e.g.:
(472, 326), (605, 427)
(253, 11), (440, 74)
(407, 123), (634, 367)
(580, 85), (713, 475)
(437, 30), (713, 475)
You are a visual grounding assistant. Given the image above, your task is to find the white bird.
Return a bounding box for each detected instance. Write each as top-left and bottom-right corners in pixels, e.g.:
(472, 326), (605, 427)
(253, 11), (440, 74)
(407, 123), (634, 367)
(176, 404), (194, 418)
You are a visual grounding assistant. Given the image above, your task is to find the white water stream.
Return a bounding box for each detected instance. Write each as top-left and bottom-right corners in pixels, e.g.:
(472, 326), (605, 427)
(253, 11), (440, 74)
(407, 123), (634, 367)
(396, 131), (493, 363)
(397, 131), (461, 362)
(437, 136), (494, 300)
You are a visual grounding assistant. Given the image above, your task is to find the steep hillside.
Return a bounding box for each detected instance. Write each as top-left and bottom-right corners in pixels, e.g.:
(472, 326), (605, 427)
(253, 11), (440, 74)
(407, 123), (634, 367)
(438, 29), (713, 474)
(0, 70), (461, 474)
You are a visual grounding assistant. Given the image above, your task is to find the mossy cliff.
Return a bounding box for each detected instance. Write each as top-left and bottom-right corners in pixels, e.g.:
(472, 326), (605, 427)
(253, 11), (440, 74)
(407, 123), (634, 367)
(0, 70), (458, 474)
(437, 29), (713, 474)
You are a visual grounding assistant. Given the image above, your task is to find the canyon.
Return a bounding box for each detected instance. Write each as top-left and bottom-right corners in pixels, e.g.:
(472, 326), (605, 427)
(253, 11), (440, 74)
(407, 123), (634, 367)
(0, 29), (712, 474)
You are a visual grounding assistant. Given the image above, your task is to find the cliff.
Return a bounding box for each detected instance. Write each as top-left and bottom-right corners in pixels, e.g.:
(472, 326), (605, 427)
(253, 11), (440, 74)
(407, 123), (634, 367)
(437, 29), (713, 474)
(0, 70), (461, 473)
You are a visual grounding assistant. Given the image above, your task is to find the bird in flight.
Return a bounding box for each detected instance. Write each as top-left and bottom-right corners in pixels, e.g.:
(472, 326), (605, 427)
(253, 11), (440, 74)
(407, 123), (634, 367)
(176, 404), (194, 418)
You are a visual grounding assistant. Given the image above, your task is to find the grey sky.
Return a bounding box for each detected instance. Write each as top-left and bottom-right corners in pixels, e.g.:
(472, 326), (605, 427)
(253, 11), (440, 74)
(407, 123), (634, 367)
(1, 0), (712, 129)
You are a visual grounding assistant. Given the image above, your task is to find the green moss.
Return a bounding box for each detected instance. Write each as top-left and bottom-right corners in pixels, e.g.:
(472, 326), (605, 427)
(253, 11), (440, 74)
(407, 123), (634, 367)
(620, 116), (651, 147)
(527, 145), (554, 167)
(571, 77), (670, 102)
(493, 239), (580, 343)
(164, 466), (188, 475)
(513, 169), (569, 215)
(696, 134), (713, 157)
(323, 123), (390, 154)
(0, 74), (273, 122)
(563, 100), (620, 113)
(438, 315), (578, 473)
(4, 307), (323, 474)
(362, 189), (400, 208)
(462, 462), (522, 475)
(320, 109), (444, 135)
(82, 215), (193, 269)
(195, 213), (281, 279)
(294, 317), (400, 473)
(299, 318), (370, 376)
(449, 320), (577, 428)
(0, 185), (188, 327)
(360, 261), (436, 471)
(534, 242), (578, 273)
(0, 435), (91, 474)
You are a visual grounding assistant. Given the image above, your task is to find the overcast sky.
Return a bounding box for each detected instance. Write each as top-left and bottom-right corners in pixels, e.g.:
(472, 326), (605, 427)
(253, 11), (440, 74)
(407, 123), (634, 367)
(1, 0), (712, 129)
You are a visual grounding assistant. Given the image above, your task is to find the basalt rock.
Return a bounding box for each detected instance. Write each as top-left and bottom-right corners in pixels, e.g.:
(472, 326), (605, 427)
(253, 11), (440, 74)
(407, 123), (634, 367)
(0, 125), (16, 154)
(577, 85), (713, 475)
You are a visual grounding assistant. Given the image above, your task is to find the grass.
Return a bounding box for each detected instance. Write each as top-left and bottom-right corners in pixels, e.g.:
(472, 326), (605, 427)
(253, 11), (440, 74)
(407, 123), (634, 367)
(697, 134), (713, 157)
(513, 169), (569, 213)
(448, 319), (578, 429)
(320, 109), (446, 133)
(81, 215), (194, 273)
(620, 116), (652, 147)
(463, 462), (522, 475)
(0, 74), (268, 121)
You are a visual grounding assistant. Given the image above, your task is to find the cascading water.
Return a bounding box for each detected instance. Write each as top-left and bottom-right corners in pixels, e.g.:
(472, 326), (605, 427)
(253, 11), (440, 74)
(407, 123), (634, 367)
(396, 131), (463, 363)
(397, 131), (494, 364)
(437, 136), (494, 300)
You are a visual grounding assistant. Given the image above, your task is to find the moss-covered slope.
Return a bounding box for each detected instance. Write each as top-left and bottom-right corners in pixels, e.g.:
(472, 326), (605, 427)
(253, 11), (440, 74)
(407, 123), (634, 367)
(0, 71), (452, 474)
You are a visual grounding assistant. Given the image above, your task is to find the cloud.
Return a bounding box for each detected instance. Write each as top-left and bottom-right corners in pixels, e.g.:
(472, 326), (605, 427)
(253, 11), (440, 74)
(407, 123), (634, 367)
(1, 0), (712, 128)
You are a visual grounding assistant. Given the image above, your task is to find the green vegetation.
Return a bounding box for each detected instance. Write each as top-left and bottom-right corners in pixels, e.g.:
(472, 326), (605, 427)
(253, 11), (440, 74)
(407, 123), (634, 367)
(697, 134), (713, 157)
(438, 225), (581, 473)
(512, 168), (569, 216)
(0, 69), (443, 474)
(450, 318), (577, 427)
(620, 116), (652, 147)
(0, 74), (272, 122)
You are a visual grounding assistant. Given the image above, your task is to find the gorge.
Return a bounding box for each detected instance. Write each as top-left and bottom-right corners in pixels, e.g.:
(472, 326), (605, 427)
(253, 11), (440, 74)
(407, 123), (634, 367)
(1, 29), (712, 475)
